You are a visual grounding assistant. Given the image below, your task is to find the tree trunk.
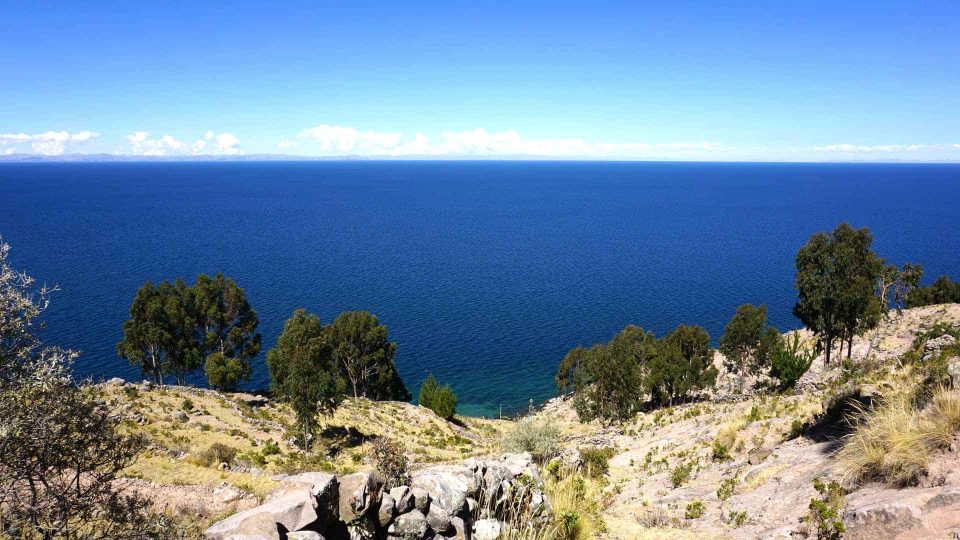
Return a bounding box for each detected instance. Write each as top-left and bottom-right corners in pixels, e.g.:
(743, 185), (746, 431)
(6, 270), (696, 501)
(824, 335), (833, 365)
(847, 334), (854, 360)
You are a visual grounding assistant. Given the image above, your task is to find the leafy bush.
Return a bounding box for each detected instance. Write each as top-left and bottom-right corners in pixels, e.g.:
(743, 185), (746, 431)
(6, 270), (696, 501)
(369, 437), (409, 489)
(205, 352), (252, 391)
(181, 397), (194, 411)
(711, 440), (731, 462)
(671, 461), (693, 488)
(717, 476), (738, 501)
(728, 510), (748, 528)
(196, 443), (238, 468)
(579, 446), (615, 478)
(418, 374), (458, 421)
(502, 415), (561, 464)
(684, 500), (705, 519)
(806, 478), (845, 540)
(770, 333), (816, 390)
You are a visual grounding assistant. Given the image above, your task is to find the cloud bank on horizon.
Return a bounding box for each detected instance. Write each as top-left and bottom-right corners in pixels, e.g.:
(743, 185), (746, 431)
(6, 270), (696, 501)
(1, 126), (959, 162)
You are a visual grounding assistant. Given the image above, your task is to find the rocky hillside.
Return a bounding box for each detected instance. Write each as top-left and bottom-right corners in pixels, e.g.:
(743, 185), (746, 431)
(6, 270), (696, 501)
(533, 303), (960, 539)
(111, 304), (960, 539)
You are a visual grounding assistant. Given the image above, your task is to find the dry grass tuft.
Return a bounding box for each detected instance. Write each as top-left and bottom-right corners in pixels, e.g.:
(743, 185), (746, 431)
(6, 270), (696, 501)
(835, 387), (960, 487)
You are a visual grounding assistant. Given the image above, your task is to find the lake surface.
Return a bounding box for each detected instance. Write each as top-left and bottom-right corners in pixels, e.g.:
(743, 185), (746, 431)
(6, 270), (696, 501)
(1, 161), (958, 416)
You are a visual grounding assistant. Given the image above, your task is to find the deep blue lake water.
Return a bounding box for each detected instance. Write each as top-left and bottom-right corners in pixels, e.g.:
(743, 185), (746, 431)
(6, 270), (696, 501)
(0, 161), (958, 416)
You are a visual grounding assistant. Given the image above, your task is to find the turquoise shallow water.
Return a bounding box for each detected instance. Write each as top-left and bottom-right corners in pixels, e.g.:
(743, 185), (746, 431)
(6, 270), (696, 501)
(1, 161), (958, 416)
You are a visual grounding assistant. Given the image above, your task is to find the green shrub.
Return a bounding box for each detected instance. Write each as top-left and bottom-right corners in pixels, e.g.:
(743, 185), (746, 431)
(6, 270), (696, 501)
(196, 443), (238, 468)
(806, 478), (845, 539)
(181, 398), (194, 411)
(684, 500), (705, 519)
(770, 333), (816, 390)
(369, 437), (409, 489)
(579, 446), (615, 478)
(717, 476), (738, 501)
(205, 352), (252, 391)
(261, 440), (281, 456)
(712, 439), (732, 462)
(728, 510), (748, 528)
(418, 374), (457, 421)
(671, 461), (693, 488)
(502, 415), (561, 464)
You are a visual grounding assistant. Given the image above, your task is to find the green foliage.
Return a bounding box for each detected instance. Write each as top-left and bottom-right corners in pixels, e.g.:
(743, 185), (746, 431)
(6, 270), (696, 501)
(717, 476), (738, 501)
(907, 275), (960, 308)
(712, 439), (732, 462)
(368, 437), (409, 489)
(196, 443), (238, 467)
(579, 446), (615, 478)
(329, 310), (409, 401)
(878, 262), (923, 311)
(806, 478), (845, 539)
(770, 333), (817, 390)
(502, 415), (561, 464)
(729, 510), (748, 528)
(671, 461), (693, 488)
(563, 324), (717, 422)
(118, 273), (260, 387)
(719, 304), (771, 373)
(267, 309), (346, 449)
(684, 500), (705, 519)
(647, 325), (718, 407)
(204, 351), (252, 391)
(180, 397), (194, 411)
(418, 373), (458, 420)
(794, 223), (883, 365)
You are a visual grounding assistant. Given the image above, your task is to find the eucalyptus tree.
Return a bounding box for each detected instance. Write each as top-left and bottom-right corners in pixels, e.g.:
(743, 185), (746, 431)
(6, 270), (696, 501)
(267, 309), (346, 448)
(794, 223), (882, 364)
(193, 272), (261, 388)
(327, 310), (409, 401)
(719, 304), (778, 377)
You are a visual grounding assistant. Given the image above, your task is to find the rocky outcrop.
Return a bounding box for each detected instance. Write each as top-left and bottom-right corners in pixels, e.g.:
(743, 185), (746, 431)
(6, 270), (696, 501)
(204, 453), (550, 540)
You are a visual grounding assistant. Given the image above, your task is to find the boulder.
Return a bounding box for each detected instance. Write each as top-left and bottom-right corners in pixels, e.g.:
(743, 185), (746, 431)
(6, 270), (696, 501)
(388, 510), (428, 540)
(472, 519), (501, 540)
(287, 533), (325, 540)
(411, 467), (470, 518)
(338, 471), (384, 523)
(205, 489), (317, 539)
(378, 493), (396, 528)
(946, 357), (960, 389)
(205, 511), (280, 540)
(748, 447), (772, 465)
(449, 516), (470, 540)
(390, 486), (413, 514)
(425, 503), (453, 534)
(410, 487), (431, 514)
(499, 453), (534, 477)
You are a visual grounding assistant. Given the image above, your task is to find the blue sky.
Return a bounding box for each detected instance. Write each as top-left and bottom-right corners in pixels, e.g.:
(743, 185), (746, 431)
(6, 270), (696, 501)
(1, 1), (958, 161)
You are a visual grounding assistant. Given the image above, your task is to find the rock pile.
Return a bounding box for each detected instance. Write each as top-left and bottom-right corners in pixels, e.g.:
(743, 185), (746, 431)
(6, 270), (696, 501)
(204, 453), (551, 540)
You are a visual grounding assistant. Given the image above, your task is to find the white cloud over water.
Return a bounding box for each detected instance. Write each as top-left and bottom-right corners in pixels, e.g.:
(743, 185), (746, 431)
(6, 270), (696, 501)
(125, 131), (243, 156)
(290, 124), (725, 159)
(0, 130), (100, 155)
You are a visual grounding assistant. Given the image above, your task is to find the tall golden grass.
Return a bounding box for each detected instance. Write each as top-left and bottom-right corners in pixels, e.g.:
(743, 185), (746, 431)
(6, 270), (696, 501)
(836, 386), (960, 487)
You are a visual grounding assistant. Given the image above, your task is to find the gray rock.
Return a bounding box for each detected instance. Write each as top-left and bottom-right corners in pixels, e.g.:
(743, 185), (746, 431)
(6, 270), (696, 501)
(946, 357), (960, 389)
(107, 377), (126, 386)
(286, 532), (325, 540)
(748, 447), (772, 465)
(338, 471), (383, 523)
(923, 335), (958, 360)
(172, 410), (189, 423)
(282, 472), (337, 498)
(472, 519), (501, 540)
(390, 486), (413, 514)
(499, 453), (534, 477)
(205, 511), (280, 540)
(388, 510), (428, 540)
(410, 487), (430, 514)
(378, 493), (396, 528)
(448, 516), (469, 540)
(411, 467), (470, 523)
(425, 503), (452, 534)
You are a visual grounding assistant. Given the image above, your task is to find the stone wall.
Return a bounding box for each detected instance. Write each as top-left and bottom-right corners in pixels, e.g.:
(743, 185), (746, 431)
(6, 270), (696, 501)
(204, 452), (551, 540)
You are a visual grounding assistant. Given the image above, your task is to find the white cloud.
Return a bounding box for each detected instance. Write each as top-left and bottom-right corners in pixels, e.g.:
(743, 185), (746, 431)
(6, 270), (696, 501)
(0, 130), (101, 155)
(289, 124), (725, 159)
(125, 131), (243, 156)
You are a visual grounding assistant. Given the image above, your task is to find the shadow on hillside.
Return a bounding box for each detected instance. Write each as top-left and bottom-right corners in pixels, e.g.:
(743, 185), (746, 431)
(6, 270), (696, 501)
(320, 426), (367, 457)
(801, 388), (875, 454)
